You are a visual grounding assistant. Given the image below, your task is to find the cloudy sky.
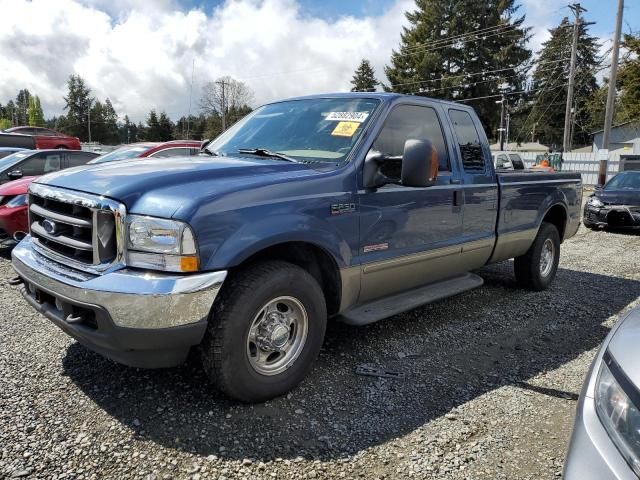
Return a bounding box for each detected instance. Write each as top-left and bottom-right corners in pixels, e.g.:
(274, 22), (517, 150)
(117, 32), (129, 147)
(0, 0), (637, 122)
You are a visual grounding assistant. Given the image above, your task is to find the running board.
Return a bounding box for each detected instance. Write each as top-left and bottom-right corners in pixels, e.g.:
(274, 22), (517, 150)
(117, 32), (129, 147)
(340, 273), (484, 326)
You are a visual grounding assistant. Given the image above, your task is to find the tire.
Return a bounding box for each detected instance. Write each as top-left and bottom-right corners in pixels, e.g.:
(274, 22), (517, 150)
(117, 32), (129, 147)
(514, 222), (560, 291)
(200, 260), (327, 402)
(55, 145), (67, 149)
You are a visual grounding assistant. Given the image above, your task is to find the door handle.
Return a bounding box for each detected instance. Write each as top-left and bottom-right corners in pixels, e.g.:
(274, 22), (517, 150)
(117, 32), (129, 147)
(449, 178), (461, 184)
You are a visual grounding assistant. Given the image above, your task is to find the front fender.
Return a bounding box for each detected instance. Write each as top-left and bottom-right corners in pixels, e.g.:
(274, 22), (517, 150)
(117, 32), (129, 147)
(200, 213), (353, 271)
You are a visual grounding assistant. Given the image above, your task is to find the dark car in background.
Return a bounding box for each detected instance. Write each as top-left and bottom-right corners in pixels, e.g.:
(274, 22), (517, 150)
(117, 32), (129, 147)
(583, 171), (640, 229)
(3, 126), (81, 150)
(0, 149), (99, 184)
(89, 140), (202, 164)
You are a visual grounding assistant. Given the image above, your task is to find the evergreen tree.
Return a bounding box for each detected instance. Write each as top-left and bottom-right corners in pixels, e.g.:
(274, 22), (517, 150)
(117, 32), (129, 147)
(618, 33), (640, 121)
(158, 111), (174, 141)
(384, 0), (531, 136)
(119, 115), (137, 144)
(102, 98), (120, 144)
(523, 18), (601, 148)
(15, 89), (31, 125)
(55, 115), (69, 133)
(145, 110), (161, 141)
(136, 121), (147, 141)
(4, 101), (17, 126)
(63, 75), (93, 141)
(350, 59), (379, 92)
(89, 100), (106, 143)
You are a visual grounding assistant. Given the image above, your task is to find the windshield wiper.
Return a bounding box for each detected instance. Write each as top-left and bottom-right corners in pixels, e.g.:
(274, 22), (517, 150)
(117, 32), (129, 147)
(238, 148), (297, 163)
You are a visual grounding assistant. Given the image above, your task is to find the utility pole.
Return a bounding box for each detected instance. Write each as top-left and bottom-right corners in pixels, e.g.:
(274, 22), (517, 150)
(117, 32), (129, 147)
(498, 93), (506, 150)
(598, 0), (624, 186)
(506, 113), (511, 147)
(87, 102), (92, 143)
(563, 3), (585, 154)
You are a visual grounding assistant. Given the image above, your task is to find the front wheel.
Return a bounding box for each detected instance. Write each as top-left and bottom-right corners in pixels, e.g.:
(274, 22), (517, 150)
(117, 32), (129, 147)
(514, 222), (560, 291)
(200, 260), (327, 402)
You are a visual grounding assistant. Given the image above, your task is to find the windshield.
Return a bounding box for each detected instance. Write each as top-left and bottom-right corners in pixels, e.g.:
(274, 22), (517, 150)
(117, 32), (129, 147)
(0, 151), (31, 171)
(206, 98), (381, 162)
(604, 171), (640, 191)
(89, 145), (151, 164)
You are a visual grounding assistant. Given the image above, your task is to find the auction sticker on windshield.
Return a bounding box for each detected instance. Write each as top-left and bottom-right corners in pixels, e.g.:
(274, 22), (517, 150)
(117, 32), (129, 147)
(331, 122), (360, 137)
(325, 112), (370, 122)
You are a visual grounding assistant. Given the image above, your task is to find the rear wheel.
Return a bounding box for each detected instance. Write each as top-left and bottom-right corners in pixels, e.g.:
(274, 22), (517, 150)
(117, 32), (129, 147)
(200, 260), (327, 402)
(514, 222), (560, 291)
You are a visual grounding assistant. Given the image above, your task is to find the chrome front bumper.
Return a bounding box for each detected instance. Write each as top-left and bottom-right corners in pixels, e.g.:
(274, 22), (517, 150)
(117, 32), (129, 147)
(12, 235), (227, 329)
(11, 236), (227, 368)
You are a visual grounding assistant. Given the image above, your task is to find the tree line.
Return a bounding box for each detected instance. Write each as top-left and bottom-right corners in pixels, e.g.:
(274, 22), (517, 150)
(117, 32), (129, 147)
(350, 0), (640, 150)
(1, 0), (639, 149)
(0, 75), (253, 145)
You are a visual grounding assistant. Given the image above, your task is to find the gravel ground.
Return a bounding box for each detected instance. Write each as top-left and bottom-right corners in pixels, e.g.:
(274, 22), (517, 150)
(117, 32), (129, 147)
(1, 220), (639, 479)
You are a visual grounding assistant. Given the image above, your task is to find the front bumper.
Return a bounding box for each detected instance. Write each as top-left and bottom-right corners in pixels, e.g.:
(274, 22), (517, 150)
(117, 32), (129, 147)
(11, 236), (227, 368)
(584, 204), (640, 227)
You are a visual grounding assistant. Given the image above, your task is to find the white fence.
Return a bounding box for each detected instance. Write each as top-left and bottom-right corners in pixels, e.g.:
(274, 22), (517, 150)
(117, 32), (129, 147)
(506, 151), (621, 185)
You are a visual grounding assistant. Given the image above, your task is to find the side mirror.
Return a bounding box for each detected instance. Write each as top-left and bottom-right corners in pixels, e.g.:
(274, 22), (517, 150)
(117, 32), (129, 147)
(7, 170), (23, 180)
(401, 139), (438, 188)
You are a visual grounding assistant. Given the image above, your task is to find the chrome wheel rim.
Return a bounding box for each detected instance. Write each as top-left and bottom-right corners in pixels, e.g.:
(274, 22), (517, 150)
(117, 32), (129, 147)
(539, 238), (555, 277)
(246, 296), (309, 376)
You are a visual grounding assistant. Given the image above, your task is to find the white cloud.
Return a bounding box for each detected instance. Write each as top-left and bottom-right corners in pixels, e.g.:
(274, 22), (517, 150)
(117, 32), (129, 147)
(0, 0), (411, 122)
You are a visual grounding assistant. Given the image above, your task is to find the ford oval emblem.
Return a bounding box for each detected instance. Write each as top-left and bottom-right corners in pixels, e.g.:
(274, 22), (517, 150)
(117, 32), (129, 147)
(42, 219), (57, 235)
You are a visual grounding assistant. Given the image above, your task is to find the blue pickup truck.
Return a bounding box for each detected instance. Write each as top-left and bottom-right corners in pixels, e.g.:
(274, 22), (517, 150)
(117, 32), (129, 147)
(11, 93), (582, 401)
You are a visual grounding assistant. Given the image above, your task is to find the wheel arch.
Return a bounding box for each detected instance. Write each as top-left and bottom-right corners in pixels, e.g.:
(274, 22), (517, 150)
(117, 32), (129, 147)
(228, 241), (343, 317)
(540, 203), (568, 242)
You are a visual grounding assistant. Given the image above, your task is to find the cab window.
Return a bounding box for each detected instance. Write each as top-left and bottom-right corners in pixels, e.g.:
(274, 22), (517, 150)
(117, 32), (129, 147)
(371, 104), (450, 181)
(19, 152), (63, 175)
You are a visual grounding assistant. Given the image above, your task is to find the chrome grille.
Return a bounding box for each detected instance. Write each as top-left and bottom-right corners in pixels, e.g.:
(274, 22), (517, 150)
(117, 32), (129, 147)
(28, 183), (126, 273)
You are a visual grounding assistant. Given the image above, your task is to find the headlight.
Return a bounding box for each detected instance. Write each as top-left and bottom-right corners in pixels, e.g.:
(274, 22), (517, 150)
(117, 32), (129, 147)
(588, 197), (604, 208)
(595, 353), (640, 476)
(5, 194), (28, 208)
(126, 215), (199, 272)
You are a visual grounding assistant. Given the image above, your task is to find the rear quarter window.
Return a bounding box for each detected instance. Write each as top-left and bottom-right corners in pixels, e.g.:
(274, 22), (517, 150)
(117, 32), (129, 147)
(448, 109), (487, 172)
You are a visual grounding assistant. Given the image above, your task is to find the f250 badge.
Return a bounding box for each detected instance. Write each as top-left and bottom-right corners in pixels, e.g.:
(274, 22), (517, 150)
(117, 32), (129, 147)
(330, 203), (356, 215)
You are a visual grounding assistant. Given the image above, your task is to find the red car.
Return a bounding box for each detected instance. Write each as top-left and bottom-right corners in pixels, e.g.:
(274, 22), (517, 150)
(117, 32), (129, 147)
(90, 140), (202, 163)
(0, 176), (34, 245)
(3, 126), (81, 150)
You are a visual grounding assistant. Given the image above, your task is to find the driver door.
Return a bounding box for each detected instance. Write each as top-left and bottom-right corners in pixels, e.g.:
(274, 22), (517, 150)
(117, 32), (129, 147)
(357, 103), (464, 302)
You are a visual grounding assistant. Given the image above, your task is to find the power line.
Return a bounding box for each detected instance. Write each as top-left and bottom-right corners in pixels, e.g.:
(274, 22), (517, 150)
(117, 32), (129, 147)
(389, 57), (570, 90)
(400, 23), (516, 52)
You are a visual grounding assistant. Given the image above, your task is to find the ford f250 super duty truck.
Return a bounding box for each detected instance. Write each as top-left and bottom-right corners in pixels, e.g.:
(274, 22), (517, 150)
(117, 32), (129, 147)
(11, 93), (582, 402)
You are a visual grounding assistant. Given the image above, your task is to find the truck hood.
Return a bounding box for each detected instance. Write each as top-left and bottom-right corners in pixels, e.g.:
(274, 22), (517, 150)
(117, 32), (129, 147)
(34, 155), (325, 218)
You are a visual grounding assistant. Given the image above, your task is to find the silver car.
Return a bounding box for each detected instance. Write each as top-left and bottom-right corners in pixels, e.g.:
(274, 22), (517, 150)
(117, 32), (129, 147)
(564, 306), (640, 479)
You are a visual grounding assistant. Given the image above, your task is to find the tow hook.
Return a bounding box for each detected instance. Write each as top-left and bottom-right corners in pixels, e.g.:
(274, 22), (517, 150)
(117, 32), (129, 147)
(66, 314), (85, 324)
(13, 231), (27, 242)
(7, 276), (24, 286)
